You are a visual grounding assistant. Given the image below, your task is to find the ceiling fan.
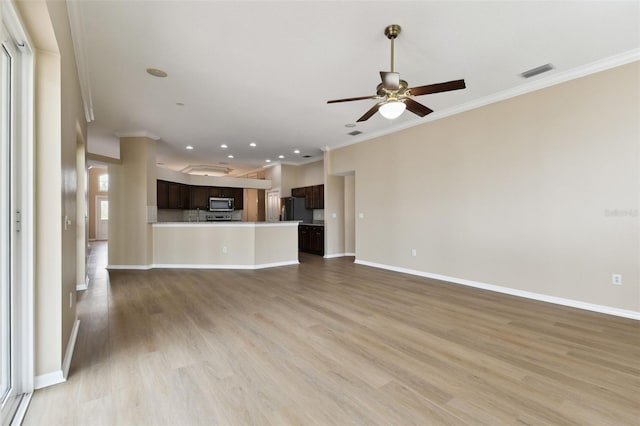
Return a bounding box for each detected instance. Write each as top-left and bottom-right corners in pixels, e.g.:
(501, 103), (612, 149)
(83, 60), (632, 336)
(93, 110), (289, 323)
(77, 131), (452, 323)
(327, 25), (466, 122)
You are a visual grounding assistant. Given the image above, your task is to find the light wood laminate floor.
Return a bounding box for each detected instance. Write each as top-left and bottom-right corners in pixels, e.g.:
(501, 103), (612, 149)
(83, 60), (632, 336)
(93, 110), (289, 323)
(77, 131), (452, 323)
(24, 242), (639, 425)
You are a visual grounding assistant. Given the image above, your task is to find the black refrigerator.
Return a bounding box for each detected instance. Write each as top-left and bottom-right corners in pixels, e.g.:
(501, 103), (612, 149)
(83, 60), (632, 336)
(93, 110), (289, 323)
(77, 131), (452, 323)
(282, 197), (313, 223)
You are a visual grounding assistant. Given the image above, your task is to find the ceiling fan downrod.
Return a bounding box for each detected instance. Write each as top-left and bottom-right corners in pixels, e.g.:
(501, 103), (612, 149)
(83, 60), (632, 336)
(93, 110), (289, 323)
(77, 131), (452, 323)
(384, 24), (401, 73)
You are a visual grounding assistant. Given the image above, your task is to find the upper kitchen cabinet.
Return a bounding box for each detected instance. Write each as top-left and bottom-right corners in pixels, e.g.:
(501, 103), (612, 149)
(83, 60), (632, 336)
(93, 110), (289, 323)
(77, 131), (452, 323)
(232, 188), (244, 210)
(158, 180), (191, 209)
(168, 182), (190, 209)
(157, 180), (170, 209)
(293, 184), (324, 209)
(190, 185), (210, 209)
(291, 187), (306, 198)
(158, 181), (246, 210)
(209, 187), (233, 198)
(313, 185), (324, 209)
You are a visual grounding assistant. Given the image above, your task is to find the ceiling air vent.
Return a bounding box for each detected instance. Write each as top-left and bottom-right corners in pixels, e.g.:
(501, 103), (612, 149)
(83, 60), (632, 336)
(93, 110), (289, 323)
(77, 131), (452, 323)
(348, 130), (362, 136)
(520, 63), (554, 79)
(303, 155), (312, 158)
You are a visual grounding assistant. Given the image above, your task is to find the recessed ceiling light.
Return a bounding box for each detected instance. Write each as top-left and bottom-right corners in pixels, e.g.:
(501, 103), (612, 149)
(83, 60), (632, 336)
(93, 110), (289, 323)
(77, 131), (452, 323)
(278, 155), (285, 159)
(227, 154), (234, 159)
(220, 144), (228, 149)
(345, 123), (356, 128)
(293, 149), (300, 154)
(146, 68), (168, 78)
(249, 142), (257, 147)
(185, 145), (194, 150)
(265, 159), (271, 163)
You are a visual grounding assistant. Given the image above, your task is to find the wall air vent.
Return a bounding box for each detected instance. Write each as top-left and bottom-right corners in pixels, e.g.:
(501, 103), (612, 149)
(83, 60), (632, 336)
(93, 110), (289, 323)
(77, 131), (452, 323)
(348, 130), (362, 136)
(520, 63), (554, 79)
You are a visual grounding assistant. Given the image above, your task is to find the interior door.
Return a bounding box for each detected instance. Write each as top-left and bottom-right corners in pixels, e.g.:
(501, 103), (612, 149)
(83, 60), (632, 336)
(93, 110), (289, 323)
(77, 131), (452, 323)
(96, 195), (108, 240)
(266, 190), (280, 222)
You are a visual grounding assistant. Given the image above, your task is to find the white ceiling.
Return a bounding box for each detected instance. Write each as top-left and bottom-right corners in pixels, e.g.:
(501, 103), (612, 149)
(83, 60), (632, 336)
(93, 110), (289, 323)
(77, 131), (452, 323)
(71, 1), (640, 176)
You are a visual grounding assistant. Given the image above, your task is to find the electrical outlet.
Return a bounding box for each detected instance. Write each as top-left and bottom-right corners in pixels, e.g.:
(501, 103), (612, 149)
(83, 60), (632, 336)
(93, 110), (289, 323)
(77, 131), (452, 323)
(612, 274), (622, 285)
(359, 213), (364, 219)
(222, 246), (228, 254)
(411, 248), (417, 257)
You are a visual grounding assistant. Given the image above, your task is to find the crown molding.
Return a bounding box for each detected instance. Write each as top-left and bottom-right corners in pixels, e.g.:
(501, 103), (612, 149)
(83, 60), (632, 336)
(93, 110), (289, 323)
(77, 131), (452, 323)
(114, 130), (160, 141)
(66, 0), (94, 122)
(334, 49), (640, 151)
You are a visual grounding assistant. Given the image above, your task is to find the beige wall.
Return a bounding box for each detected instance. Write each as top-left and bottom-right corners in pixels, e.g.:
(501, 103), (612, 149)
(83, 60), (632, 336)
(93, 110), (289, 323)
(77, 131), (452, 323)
(296, 160), (324, 188)
(88, 167), (108, 240)
(16, 0), (87, 377)
(324, 174), (345, 256)
(108, 137), (156, 267)
(328, 62), (640, 313)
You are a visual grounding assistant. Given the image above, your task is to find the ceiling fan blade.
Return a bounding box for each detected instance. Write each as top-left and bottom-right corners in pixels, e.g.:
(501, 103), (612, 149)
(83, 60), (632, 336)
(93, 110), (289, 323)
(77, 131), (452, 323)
(356, 103), (381, 122)
(404, 98), (433, 117)
(409, 79), (466, 97)
(380, 71), (400, 91)
(327, 95), (378, 104)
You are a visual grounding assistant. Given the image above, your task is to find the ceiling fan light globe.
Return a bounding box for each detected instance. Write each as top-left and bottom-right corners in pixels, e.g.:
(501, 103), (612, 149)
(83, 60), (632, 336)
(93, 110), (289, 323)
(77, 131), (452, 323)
(379, 100), (406, 119)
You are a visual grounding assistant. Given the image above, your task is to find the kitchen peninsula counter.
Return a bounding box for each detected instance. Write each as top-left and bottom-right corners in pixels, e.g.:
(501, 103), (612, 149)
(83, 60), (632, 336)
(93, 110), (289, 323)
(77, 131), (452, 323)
(151, 221), (299, 269)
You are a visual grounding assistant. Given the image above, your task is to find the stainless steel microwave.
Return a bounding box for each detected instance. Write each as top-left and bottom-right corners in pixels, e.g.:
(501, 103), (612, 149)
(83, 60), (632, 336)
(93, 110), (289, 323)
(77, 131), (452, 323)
(209, 197), (234, 212)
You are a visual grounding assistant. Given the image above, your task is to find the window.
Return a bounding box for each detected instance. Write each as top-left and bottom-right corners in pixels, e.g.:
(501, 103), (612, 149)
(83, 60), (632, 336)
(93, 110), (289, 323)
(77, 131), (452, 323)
(98, 174), (108, 192)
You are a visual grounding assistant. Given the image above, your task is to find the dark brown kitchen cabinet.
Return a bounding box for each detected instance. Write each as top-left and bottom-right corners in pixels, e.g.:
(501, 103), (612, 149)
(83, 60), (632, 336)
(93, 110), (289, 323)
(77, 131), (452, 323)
(291, 187), (306, 198)
(298, 225), (310, 251)
(157, 180), (170, 209)
(294, 184), (324, 209)
(312, 185), (323, 209)
(168, 182), (190, 209)
(298, 224), (324, 255)
(159, 181), (245, 210)
(232, 188), (244, 210)
(190, 186), (210, 209)
(209, 186), (233, 198)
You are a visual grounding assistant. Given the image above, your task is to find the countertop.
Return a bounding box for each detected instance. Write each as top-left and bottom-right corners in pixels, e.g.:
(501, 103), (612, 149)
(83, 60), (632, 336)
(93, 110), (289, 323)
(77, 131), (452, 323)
(153, 221), (300, 227)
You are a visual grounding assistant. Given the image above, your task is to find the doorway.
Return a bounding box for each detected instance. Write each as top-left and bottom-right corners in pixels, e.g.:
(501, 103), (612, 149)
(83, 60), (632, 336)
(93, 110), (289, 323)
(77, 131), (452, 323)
(95, 196), (108, 240)
(266, 190), (280, 222)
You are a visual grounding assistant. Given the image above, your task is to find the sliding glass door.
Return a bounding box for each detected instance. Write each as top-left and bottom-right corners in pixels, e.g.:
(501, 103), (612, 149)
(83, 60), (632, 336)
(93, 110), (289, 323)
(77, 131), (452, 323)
(0, 29), (15, 422)
(1, 2), (32, 418)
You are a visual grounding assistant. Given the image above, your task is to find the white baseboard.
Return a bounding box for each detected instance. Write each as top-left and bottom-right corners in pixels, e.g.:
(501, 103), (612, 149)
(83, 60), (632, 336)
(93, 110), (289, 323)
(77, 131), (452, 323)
(354, 259), (640, 321)
(76, 276), (88, 291)
(107, 264), (152, 270)
(34, 370), (65, 389)
(323, 252), (356, 259)
(150, 260), (300, 270)
(62, 319), (80, 379)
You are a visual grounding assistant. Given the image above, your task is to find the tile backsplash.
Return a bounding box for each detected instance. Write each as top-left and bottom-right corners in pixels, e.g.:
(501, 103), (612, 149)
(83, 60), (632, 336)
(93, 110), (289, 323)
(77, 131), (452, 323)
(157, 209), (243, 222)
